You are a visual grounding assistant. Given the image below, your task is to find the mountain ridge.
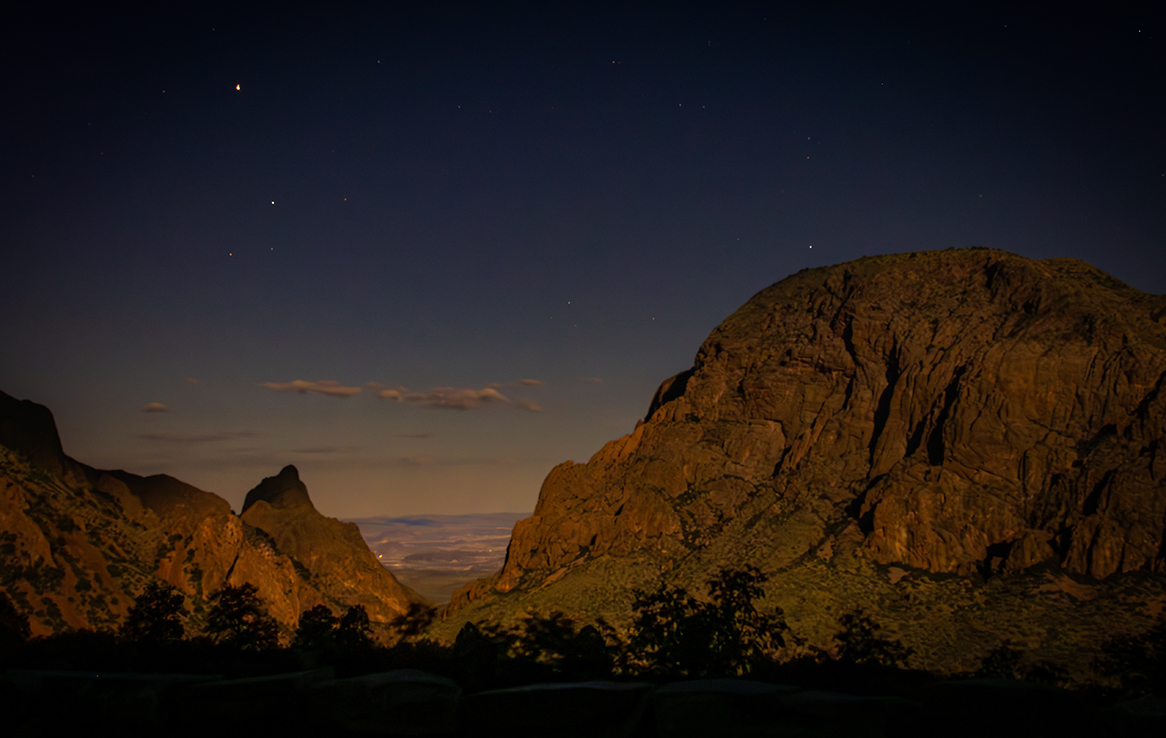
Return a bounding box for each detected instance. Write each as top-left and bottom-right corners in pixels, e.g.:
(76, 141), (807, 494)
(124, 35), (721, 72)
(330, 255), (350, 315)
(438, 249), (1166, 675)
(0, 389), (424, 638)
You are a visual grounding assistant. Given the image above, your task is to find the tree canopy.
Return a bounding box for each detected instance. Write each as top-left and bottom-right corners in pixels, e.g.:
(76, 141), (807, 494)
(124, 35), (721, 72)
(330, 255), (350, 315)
(205, 582), (279, 650)
(120, 580), (186, 644)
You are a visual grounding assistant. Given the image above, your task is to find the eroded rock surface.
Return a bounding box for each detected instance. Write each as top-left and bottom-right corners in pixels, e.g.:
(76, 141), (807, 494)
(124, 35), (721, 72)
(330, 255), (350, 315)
(241, 465), (423, 622)
(0, 390), (422, 636)
(452, 250), (1166, 611)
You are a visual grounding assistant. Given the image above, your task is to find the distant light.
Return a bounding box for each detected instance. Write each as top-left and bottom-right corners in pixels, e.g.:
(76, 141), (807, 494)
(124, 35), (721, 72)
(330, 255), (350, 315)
(236, 84), (241, 90)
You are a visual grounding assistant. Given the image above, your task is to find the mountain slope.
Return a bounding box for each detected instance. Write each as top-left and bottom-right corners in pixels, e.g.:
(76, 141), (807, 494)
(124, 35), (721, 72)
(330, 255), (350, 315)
(0, 390), (423, 637)
(240, 465), (422, 622)
(441, 249), (1166, 674)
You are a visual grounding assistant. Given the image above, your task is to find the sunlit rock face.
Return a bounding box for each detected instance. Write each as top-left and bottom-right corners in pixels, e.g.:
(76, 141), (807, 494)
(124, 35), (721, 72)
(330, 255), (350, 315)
(452, 249), (1166, 609)
(240, 465), (424, 622)
(0, 391), (423, 636)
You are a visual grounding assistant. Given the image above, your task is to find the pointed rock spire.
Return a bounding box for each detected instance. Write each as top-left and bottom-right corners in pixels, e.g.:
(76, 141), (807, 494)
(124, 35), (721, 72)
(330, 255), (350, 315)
(242, 464), (313, 513)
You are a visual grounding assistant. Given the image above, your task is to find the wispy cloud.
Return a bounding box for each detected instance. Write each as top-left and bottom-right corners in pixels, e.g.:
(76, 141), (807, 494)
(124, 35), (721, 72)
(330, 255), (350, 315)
(518, 378), (544, 386)
(138, 431), (260, 444)
(141, 402), (171, 413)
(405, 387), (509, 410)
(261, 379), (362, 398)
(183, 377), (201, 385)
(581, 377), (603, 384)
(369, 382), (543, 411)
(367, 382), (407, 401)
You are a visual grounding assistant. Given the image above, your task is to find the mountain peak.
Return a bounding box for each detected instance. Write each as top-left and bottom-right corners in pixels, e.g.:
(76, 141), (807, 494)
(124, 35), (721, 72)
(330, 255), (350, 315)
(0, 390), (68, 475)
(242, 464), (313, 513)
(450, 248), (1166, 607)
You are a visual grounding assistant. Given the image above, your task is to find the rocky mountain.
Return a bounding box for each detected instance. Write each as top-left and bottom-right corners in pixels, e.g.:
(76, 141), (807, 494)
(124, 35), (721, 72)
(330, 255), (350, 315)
(0, 390), (423, 638)
(442, 249), (1166, 675)
(240, 466), (420, 623)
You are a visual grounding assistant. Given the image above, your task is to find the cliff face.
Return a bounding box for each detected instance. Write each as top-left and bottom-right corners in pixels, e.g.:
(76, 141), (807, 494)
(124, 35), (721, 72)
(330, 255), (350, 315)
(240, 466), (421, 622)
(452, 250), (1166, 612)
(0, 391), (423, 637)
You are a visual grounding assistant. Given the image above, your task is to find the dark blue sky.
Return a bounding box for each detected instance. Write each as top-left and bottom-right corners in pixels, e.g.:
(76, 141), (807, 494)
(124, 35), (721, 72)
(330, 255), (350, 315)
(2, 3), (1162, 517)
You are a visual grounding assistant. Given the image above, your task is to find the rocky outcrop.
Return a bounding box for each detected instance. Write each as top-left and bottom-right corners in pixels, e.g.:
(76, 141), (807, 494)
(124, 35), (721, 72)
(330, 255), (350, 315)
(451, 250), (1166, 612)
(240, 466), (423, 622)
(0, 390), (423, 637)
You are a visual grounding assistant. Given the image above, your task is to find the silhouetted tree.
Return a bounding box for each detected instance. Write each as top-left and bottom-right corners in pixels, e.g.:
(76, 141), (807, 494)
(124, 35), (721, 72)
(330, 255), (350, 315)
(0, 591), (30, 643)
(833, 609), (913, 668)
(976, 644), (1025, 680)
(293, 604), (338, 649)
(627, 565), (791, 677)
(454, 621), (501, 690)
(120, 580), (186, 643)
(335, 604), (373, 649)
(524, 612), (612, 679)
(1098, 615), (1166, 695)
(388, 602), (437, 642)
(205, 582), (279, 650)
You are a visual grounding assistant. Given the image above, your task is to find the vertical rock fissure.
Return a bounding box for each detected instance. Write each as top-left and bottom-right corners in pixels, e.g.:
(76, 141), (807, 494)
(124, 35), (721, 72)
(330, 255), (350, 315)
(927, 366), (966, 466)
(1135, 370), (1166, 424)
(222, 549), (241, 588)
(868, 343), (902, 462)
(841, 315), (859, 368)
(1083, 469), (1115, 516)
(905, 417), (928, 458)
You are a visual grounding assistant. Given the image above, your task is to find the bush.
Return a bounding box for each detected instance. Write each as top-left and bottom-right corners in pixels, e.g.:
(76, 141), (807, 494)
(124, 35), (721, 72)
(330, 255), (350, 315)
(388, 603), (437, 642)
(120, 580), (186, 644)
(833, 609), (912, 668)
(292, 604), (338, 649)
(205, 583), (279, 650)
(1098, 615), (1166, 695)
(626, 565), (791, 678)
(336, 604), (373, 649)
(0, 591), (31, 643)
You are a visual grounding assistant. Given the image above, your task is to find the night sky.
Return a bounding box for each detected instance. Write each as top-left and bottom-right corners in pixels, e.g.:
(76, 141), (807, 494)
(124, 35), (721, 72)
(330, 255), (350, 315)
(3, 4), (1163, 518)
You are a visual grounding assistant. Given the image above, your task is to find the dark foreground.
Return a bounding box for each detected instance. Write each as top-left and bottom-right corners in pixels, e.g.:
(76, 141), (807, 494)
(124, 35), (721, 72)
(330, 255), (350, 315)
(3, 666), (1164, 738)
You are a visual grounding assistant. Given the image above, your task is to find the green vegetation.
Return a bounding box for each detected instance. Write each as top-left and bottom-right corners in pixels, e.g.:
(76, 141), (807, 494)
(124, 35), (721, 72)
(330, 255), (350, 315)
(624, 565), (791, 677)
(2, 541), (1163, 704)
(3, 566), (1166, 704)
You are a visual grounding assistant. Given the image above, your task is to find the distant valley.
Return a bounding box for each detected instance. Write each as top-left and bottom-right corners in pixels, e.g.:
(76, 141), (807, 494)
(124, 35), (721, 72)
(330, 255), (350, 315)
(349, 513), (527, 603)
(4, 248), (1166, 683)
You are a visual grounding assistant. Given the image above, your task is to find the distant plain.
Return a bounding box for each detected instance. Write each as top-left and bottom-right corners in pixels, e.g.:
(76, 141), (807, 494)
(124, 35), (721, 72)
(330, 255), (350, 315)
(351, 513), (527, 603)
